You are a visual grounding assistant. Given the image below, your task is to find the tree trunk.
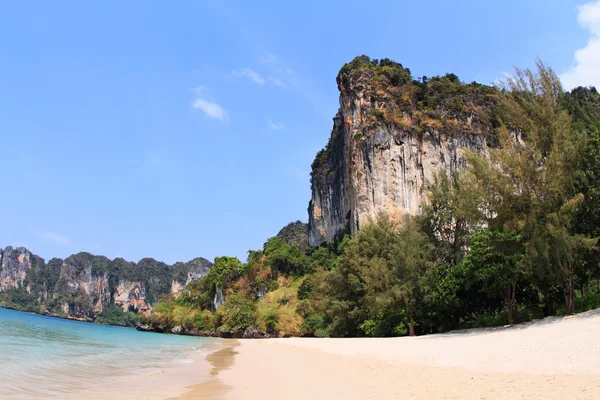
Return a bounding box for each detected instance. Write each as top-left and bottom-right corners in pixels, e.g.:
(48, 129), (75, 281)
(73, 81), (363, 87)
(505, 280), (517, 325)
(568, 267), (575, 315)
(409, 311), (415, 337)
(557, 250), (574, 315)
(505, 287), (513, 325)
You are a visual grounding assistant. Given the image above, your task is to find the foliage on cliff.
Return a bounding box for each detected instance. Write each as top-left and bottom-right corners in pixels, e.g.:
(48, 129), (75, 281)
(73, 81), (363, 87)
(338, 55), (499, 134)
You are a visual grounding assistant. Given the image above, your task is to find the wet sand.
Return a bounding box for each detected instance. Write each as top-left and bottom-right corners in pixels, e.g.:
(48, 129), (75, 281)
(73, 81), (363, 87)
(176, 310), (600, 399)
(169, 341), (238, 400)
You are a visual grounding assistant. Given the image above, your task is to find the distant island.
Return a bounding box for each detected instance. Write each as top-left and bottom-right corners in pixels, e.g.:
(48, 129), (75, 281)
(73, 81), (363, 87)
(2, 56), (600, 338)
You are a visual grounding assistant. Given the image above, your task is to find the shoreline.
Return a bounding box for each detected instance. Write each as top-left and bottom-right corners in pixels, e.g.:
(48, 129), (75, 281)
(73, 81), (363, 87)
(177, 310), (600, 399)
(171, 340), (239, 400)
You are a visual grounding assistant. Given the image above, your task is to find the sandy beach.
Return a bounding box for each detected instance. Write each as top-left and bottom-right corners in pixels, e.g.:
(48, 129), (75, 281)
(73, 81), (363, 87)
(177, 310), (600, 399)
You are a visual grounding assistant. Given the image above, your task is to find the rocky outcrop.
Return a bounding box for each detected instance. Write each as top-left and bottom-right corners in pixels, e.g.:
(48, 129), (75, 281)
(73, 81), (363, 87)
(171, 257), (213, 296)
(0, 247), (34, 292)
(0, 246), (212, 321)
(113, 280), (151, 315)
(308, 56), (495, 245)
(276, 221), (309, 250)
(135, 323), (269, 338)
(213, 284), (225, 310)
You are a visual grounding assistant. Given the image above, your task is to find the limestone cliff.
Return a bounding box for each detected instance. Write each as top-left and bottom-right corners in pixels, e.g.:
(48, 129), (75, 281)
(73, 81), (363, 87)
(0, 246), (212, 321)
(308, 56), (496, 245)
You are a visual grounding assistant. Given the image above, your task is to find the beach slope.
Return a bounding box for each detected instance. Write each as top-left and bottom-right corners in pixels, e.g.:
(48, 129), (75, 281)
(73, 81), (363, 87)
(214, 311), (600, 399)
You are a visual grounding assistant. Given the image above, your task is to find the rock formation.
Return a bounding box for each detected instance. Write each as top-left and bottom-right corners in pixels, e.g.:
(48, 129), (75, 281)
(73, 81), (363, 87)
(308, 56), (496, 246)
(276, 221), (309, 250)
(0, 246), (212, 321)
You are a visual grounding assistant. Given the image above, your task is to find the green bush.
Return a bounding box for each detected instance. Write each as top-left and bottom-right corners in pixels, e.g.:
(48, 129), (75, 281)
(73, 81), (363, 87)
(295, 299), (313, 318)
(264, 237), (311, 275)
(194, 310), (215, 331)
(575, 292), (600, 313)
(469, 305), (543, 328)
(217, 293), (256, 333)
(301, 315), (326, 336)
(95, 305), (140, 327)
(263, 309), (280, 333)
(297, 278), (315, 300)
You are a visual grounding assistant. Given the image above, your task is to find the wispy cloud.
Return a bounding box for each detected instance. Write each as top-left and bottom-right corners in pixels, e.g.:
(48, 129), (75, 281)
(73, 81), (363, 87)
(233, 68), (265, 85)
(267, 75), (288, 88)
(259, 53), (330, 118)
(561, 1), (600, 89)
(192, 86), (228, 122)
(33, 230), (71, 245)
(267, 119), (284, 131)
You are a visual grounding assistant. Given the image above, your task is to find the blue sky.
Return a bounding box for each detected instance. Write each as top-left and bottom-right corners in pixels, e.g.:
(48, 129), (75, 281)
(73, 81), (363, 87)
(1, 0), (598, 264)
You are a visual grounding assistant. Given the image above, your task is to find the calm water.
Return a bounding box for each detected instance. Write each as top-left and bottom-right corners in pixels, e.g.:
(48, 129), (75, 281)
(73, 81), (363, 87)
(0, 308), (220, 399)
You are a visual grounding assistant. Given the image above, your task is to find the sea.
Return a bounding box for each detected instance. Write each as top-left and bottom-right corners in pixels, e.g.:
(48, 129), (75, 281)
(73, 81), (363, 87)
(0, 307), (222, 399)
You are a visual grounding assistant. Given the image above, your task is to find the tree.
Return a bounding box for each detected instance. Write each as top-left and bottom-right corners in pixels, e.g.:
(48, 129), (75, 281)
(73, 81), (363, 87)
(465, 59), (595, 314)
(387, 215), (435, 335)
(263, 237), (310, 275)
(459, 229), (524, 324)
(217, 293), (255, 333)
(422, 170), (483, 265)
(326, 214), (434, 336)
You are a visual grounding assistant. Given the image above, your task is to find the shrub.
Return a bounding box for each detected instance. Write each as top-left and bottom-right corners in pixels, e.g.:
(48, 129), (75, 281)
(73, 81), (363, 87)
(264, 237), (311, 275)
(95, 305), (140, 327)
(263, 309), (280, 334)
(297, 278), (315, 300)
(173, 305), (198, 330)
(217, 293), (255, 333)
(195, 309), (215, 331)
(301, 315), (326, 336)
(575, 292), (600, 313)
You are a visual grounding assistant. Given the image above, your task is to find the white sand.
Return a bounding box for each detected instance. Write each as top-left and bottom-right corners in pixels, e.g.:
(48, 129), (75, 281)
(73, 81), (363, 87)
(215, 311), (600, 399)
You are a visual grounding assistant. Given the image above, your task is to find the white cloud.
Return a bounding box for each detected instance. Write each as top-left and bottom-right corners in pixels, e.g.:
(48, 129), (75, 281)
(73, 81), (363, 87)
(561, 1), (600, 89)
(267, 75), (288, 88)
(267, 119), (283, 131)
(233, 68), (265, 85)
(192, 86), (227, 122)
(33, 230), (71, 245)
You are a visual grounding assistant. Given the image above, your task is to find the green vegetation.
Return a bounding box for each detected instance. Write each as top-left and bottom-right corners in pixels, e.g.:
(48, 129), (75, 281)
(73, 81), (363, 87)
(95, 305), (140, 327)
(145, 59), (600, 338)
(217, 293), (256, 334)
(338, 55), (498, 134)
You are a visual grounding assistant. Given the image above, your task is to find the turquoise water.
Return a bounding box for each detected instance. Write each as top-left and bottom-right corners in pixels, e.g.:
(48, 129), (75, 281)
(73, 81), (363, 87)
(0, 308), (220, 399)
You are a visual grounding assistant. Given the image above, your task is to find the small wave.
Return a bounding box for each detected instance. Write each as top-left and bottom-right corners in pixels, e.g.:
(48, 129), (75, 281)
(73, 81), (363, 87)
(142, 369), (164, 376)
(179, 359), (194, 364)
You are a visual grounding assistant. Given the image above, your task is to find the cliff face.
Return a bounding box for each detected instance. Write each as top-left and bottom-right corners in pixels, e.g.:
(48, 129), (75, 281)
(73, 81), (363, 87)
(0, 246), (212, 321)
(0, 247), (35, 292)
(308, 56), (495, 245)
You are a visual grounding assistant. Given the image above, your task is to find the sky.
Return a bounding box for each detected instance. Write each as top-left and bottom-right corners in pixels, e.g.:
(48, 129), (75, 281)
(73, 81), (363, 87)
(1, 0), (599, 264)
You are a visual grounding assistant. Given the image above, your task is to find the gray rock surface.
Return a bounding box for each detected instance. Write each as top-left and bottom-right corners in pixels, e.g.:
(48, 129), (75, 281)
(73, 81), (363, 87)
(308, 60), (490, 246)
